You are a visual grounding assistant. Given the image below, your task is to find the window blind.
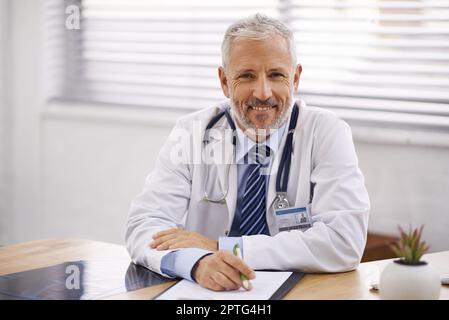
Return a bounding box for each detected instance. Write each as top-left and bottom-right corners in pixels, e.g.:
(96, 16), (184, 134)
(46, 0), (279, 109)
(289, 0), (449, 124)
(44, 0), (449, 127)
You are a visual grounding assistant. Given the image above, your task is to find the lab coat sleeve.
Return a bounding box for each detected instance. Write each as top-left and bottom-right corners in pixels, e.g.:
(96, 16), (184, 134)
(125, 120), (192, 277)
(242, 112), (370, 273)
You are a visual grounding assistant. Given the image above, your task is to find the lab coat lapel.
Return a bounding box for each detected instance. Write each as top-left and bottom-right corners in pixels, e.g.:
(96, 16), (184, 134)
(207, 127), (237, 227)
(267, 129), (289, 211)
(266, 113), (293, 234)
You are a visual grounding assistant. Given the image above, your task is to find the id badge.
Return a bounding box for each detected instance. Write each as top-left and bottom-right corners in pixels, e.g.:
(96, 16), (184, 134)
(274, 205), (312, 232)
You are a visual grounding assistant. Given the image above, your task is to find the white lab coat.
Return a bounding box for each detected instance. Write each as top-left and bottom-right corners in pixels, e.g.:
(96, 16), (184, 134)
(126, 99), (370, 277)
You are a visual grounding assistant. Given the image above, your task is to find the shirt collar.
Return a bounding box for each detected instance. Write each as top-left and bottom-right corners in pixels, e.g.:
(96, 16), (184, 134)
(235, 120), (287, 165)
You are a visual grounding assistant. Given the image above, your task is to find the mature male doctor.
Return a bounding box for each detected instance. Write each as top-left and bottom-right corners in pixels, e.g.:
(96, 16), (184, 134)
(126, 14), (370, 291)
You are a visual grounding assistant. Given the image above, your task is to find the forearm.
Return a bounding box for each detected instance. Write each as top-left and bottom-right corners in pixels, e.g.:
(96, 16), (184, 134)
(242, 209), (369, 273)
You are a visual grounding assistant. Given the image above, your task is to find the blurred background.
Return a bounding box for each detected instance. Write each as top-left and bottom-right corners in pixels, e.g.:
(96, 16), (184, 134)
(0, 0), (448, 258)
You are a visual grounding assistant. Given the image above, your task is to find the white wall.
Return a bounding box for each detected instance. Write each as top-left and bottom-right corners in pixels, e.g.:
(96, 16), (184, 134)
(0, 0), (4, 243)
(0, 0), (11, 245)
(2, 0), (43, 244)
(39, 106), (174, 243)
(354, 128), (449, 252)
(2, 0), (449, 253)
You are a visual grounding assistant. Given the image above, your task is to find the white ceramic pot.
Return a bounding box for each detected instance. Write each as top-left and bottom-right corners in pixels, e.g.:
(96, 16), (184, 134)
(379, 260), (441, 300)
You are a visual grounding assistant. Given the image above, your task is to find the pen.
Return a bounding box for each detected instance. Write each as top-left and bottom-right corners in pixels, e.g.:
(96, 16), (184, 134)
(233, 243), (251, 290)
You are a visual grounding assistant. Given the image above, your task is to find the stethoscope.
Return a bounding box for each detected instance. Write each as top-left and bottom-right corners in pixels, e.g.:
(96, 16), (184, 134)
(202, 102), (299, 210)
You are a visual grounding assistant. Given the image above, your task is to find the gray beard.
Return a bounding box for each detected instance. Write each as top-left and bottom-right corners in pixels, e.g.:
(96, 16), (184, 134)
(230, 95), (294, 131)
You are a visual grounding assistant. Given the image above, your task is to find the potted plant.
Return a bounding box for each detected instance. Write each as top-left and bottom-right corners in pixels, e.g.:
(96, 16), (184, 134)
(379, 225), (441, 299)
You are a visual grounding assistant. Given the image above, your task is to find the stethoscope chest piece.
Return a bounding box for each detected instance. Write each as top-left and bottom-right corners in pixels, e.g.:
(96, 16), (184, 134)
(273, 192), (290, 210)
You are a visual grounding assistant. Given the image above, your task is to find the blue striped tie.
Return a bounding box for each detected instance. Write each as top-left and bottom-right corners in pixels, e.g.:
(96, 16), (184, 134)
(240, 145), (271, 236)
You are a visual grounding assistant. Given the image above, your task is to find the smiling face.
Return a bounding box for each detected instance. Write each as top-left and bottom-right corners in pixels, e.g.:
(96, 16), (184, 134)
(219, 33), (302, 135)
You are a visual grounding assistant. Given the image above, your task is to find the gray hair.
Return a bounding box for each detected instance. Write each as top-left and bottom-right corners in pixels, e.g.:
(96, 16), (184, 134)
(221, 13), (297, 70)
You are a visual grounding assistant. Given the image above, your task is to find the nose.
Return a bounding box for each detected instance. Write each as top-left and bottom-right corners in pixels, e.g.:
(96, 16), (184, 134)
(253, 76), (272, 101)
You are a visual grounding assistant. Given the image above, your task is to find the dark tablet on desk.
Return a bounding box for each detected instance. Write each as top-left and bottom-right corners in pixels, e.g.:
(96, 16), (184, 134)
(0, 260), (171, 300)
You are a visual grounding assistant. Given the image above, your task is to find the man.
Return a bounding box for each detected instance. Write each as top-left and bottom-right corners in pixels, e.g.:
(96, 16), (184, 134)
(126, 14), (370, 291)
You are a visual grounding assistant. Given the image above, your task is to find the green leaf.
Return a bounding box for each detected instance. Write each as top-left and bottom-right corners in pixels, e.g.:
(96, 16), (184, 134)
(391, 224), (429, 263)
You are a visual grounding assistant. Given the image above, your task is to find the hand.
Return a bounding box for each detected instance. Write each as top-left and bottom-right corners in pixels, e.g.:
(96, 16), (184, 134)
(150, 228), (218, 251)
(193, 250), (256, 291)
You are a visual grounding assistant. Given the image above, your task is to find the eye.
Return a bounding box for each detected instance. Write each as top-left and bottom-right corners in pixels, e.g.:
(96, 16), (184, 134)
(238, 73), (254, 79)
(269, 72), (285, 78)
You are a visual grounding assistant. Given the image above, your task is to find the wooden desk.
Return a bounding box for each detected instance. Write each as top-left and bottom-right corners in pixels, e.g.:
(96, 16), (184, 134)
(0, 239), (448, 300)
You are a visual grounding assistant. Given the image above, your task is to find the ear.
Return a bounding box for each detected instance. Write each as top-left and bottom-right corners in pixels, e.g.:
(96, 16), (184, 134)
(293, 64), (302, 92)
(218, 67), (230, 98)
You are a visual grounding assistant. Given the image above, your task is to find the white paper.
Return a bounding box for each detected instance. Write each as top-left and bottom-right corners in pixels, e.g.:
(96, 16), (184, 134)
(156, 271), (292, 300)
